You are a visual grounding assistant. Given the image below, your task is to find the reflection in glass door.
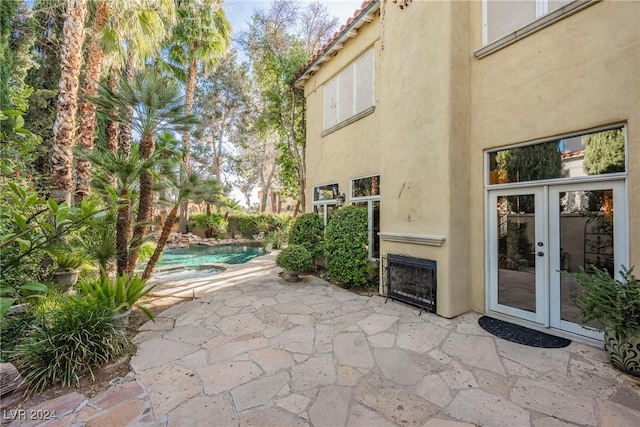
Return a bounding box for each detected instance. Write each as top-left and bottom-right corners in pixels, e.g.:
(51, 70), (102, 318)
(549, 181), (625, 339)
(489, 188), (545, 324)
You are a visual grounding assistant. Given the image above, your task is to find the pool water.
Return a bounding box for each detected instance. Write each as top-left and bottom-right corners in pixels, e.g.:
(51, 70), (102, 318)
(156, 244), (266, 268)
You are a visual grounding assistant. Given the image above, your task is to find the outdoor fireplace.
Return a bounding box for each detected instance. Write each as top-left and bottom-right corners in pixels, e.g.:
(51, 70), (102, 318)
(383, 254), (437, 313)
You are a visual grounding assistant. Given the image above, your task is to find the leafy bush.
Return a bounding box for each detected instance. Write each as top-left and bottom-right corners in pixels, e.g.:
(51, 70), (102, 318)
(1, 183), (103, 315)
(276, 244), (313, 272)
(229, 213), (288, 238)
(264, 229), (288, 249)
(189, 213), (228, 238)
(11, 296), (130, 393)
(323, 206), (369, 287)
(568, 265), (640, 340)
(289, 213), (324, 256)
(79, 273), (155, 320)
(0, 310), (39, 362)
(138, 241), (157, 263)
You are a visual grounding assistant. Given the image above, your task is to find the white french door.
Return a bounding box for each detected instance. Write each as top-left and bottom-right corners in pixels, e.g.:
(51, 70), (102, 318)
(488, 180), (627, 339)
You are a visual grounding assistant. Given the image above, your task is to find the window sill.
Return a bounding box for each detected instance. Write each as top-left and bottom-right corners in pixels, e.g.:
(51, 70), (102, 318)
(321, 106), (375, 137)
(474, 0), (598, 59)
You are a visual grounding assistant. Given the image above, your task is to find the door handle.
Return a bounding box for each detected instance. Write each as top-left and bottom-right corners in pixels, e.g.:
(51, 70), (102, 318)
(537, 251), (544, 257)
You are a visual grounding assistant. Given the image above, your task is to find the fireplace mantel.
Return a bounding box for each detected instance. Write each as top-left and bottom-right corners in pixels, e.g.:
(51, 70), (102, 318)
(379, 232), (446, 247)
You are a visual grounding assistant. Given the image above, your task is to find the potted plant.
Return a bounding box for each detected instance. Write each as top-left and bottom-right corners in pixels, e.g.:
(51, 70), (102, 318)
(79, 273), (156, 327)
(48, 250), (87, 288)
(276, 244), (313, 282)
(568, 265), (640, 376)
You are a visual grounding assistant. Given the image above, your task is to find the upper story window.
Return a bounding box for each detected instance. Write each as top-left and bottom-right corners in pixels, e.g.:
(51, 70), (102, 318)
(484, 0), (574, 45)
(323, 49), (374, 132)
(487, 126), (627, 186)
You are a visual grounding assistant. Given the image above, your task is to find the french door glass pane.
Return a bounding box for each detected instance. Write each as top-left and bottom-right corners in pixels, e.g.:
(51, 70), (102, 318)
(497, 194), (536, 313)
(559, 189), (613, 327)
(373, 201), (380, 259)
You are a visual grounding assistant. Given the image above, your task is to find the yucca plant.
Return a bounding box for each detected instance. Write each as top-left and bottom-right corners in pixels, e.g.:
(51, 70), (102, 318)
(79, 273), (155, 320)
(11, 296), (130, 394)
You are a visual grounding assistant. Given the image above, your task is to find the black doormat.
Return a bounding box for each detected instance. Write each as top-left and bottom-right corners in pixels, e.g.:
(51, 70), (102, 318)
(478, 316), (571, 348)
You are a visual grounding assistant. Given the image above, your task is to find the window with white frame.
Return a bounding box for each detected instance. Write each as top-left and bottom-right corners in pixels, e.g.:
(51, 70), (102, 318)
(351, 175), (380, 259)
(312, 183), (339, 227)
(484, 0), (575, 45)
(323, 49), (374, 131)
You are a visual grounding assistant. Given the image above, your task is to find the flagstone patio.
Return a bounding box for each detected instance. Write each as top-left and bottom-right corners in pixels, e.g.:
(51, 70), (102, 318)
(7, 252), (640, 426)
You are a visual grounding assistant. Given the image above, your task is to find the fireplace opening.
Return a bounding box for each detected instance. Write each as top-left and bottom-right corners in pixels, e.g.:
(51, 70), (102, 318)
(383, 254), (437, 313)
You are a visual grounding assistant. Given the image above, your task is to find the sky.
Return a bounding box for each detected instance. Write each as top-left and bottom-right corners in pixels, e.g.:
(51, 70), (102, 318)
(224, 0), (363, 34)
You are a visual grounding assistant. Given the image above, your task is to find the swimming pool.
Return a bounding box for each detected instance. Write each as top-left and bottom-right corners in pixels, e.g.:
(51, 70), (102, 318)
(155, 243), (266, 268)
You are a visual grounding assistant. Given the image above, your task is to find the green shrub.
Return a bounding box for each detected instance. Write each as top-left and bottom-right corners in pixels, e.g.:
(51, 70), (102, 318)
(189, 213), (227, 238)
(138, 241), (157, 263)
(79, 273), (155, 320)
(230, 213), (286, 238)
(289, 213), (324, 256)
(11, 296), (130, 393)
(276, 244), (313, 272)
(0, 310), (39, 362)
(323, 206), (369, 287)
(264, 229), (288, 249)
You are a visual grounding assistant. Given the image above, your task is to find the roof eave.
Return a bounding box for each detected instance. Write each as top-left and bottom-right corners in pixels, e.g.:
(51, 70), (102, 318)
(294, 0), (380, 89)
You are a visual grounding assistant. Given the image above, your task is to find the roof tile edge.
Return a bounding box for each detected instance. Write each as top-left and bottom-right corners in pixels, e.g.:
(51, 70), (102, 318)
(293, 0), (380, 87)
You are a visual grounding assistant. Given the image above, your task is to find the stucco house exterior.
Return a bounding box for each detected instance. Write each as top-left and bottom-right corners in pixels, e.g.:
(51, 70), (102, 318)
(294, 0), (639, 342)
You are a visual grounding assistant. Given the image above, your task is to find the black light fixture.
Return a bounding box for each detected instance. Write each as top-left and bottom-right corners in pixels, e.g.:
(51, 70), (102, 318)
(336, 193), (346, 207)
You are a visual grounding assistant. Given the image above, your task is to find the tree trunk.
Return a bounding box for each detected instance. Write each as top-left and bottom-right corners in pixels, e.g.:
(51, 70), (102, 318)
(51, 0), (87, 206)
(75, 1), (109, 204)
(105, 71), (120, 154)
(116, 196), (131, 276)
(127, 132), (155, 272)
(120, 50), (135, 156)
(142, 205), (178, 280)
(178, 58), (198, 234)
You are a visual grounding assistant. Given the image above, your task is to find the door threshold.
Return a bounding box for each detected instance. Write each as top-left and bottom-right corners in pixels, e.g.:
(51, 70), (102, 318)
(486, 311), (603, 348)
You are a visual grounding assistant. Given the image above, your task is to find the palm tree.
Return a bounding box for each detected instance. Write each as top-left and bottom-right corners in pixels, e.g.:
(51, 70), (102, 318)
(80, 145), (164, 276)
(90, 70), (197, 272)
(142, 170), (224, 280)
(75, 0), (110, 203)
(167, 0), (230, 232)
(77, 0), (176, 198)
(51, 0), (88, 205)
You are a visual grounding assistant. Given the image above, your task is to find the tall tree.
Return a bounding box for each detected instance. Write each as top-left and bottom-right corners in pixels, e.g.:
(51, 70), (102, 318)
(167, 0), (230, 233)
(74, 0), (110, 203)
(25, 0), (65, 189)
(192, 49), (252, 185)
(243, 0), (337, 214)
(90, 70), (197, 272)
(77, 0), (176, 194)
(50, 0), (87, 205)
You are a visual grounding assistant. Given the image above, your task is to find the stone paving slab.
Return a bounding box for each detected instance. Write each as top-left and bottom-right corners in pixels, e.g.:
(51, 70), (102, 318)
(6, 252), (640, 427)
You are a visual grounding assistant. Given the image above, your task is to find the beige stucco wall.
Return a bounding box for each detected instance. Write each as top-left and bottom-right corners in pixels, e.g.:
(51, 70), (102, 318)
(468, 0), (640, 313)
(301, 0), (639, 320)
(377, 1), (473, 318)
(303, 11), (382, 204)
